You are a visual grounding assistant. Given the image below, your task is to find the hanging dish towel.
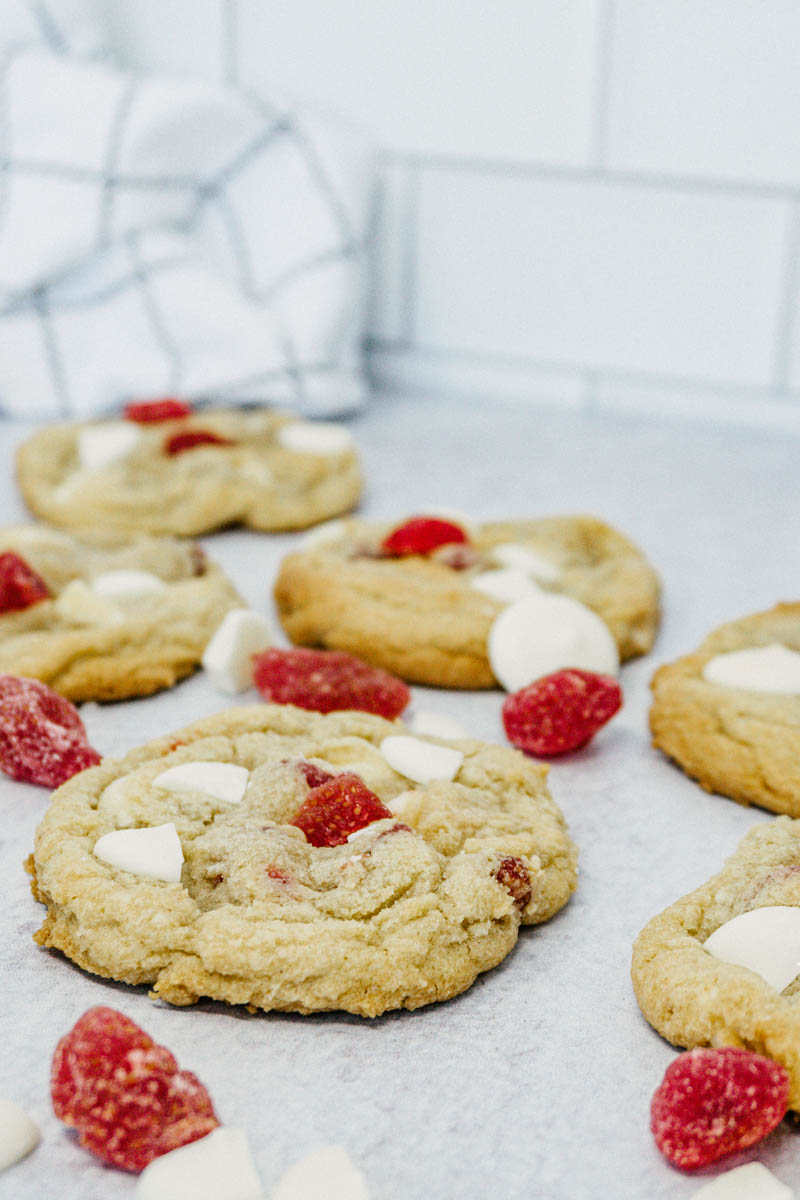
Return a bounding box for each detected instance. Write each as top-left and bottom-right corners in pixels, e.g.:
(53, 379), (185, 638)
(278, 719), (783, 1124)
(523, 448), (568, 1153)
(0, 0), (374, 418)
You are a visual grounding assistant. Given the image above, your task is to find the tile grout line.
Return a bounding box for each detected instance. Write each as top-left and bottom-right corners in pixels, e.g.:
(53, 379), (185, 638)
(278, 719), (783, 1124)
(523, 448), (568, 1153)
(590, 0), (615, 170)
(772, 198), (800, 393)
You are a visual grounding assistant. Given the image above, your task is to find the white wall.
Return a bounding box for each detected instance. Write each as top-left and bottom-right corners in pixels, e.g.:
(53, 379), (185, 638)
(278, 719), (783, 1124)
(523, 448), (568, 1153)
(102, 0), (800, 426)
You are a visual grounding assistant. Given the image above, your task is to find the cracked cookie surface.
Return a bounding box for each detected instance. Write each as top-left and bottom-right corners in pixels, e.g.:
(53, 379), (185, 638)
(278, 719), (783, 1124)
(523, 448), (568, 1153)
(16, 409), (361, 539)
(30, 704), (578, 1016)
(0, 525), (241, 701)
(275, 515), (660, 688)
(632, 818), (800, 1108)
(649, 604), (800, 815)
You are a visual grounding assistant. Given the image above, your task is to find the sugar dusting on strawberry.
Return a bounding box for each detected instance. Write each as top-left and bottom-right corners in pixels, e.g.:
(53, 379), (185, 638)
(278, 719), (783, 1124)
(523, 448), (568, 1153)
(502, 669), (622, 757)
(164, 429), (234, 455)
(52, 1006), (219, 1173)
(651, 1047), (789, 1169)
(0, 552), (51, 614)
(253, 647), (410, 719)
(0, 675), (101, 787)
(124, 398), (193, 423)
(381, 516), (469, 557)
(292, 772), (392, 847)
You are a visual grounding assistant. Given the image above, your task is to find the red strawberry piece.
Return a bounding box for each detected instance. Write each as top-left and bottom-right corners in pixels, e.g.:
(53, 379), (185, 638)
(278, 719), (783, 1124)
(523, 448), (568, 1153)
(0, 674), (101, 787)
(296, 759), (337, 788)
(164, 429), (234, 455)
(292, 772), (392, 847)
(381, 516), (469, 557)
(494, 856), (532, 909)
(253, 647), (410, 719)
(124, 398), (193, 423)
(0, 552), (51, 614)
(651, 1047), (789, 1169)
(52, 1006), (219, 1173)
(502, 669), (622, 757)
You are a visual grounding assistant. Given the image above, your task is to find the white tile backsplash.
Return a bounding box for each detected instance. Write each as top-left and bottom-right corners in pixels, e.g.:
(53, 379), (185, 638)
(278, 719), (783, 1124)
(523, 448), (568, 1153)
(102, 0), (225, 80)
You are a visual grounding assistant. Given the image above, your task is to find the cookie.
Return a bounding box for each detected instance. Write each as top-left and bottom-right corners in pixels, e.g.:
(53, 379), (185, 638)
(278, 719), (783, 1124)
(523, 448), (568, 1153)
(0, 524), (241, 701)
(632, 818), (800, 1109)
(16, 407), (361, 539)
(650, 603), (800, 815)
(29, 704), (578, 1016)
(274, 514), (660, 688)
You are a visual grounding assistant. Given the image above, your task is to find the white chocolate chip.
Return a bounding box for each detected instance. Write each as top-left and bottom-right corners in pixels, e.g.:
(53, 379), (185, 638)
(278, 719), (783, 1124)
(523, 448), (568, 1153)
(703, 643), (800, 694)
(488, 593), (619, 693)
(704, 905), (800, 992)
(469, 567), (541, 604)
(77, 422), (141, 470)
(386, 790), (420, 819)
(380, 735), (463, 784)
(271, 1145), (369, 1200)
(55, 579), (124, 626)
(154, 761), (249, 805)
(90, 570), (167, 599)
(137, 1128), (263, 1200)
(202, 610), (272, 694)
(277, 422), (353, 455)
(490, 542), (562, 583)
(408, 711), (469, 740)
(93, 823), (184, 883)
(691, 1162), (793, 1199)
(298, 518), (347, 549)
(0, 1099), (40, 1172)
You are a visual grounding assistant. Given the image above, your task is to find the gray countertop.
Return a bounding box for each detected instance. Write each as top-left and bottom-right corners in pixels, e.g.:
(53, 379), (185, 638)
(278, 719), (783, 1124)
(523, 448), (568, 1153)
(1, 394), (798, 1199)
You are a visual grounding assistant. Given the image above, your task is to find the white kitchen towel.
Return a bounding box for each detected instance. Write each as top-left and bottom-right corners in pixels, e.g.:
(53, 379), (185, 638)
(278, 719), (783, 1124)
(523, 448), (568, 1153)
(0, 0), (374, 419)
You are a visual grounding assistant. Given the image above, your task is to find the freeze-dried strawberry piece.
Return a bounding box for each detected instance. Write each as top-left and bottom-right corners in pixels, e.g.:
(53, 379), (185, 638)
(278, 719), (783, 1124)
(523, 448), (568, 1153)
(292, 772), (392, 847)
(253, 647), (410, 719)
(494, 857), (532, 909)
(296, 760), (337, 788)
(381, 516), (469, 557)
(164, 429), (234, 455)
(124, 398), (193, 423)
(502, 668), (622, 757)
(0, 674), (101, 787)
(51, 1006), (219, 1173)
(0, 552), (51, 614)
(651, 1047), (789, 1169)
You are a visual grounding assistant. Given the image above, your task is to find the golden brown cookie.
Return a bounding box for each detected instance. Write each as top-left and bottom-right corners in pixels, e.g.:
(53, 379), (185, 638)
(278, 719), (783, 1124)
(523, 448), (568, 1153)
(16, 408), (361, 539)
(650, 603), (800, 815)
(30, 704), (578, 1016)
(632, 818), (800, 1108)
(0, 524), (241, 701)
(274, 514), (660, 688)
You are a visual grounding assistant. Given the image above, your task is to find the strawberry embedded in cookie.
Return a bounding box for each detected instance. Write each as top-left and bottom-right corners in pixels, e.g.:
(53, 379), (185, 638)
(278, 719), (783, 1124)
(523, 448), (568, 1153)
(292, 772), (393, 847)
(502, 669), (622, 757)
(650, 1047), (789, 1169)
(494, 857), (532, 909)
(51, 1006), (219, 1173)
(0, 674), (101, 787)
(296, 759), (337, 788)
(124, 398), (193, 423)
(253, 647), (410, 718)
(381, 516), (469, 557)
(0, 552), (51, 614)
(164, 430), (235, 455)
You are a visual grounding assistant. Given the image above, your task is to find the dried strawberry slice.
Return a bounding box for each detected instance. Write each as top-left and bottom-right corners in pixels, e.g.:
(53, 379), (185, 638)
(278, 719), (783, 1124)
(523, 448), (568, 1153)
(52, 1006), (219, 1173)
(651, 1047), (789, 1169)
(0, 552), (51, 614)
(502, 669), (622, 757)
(253, 647), (410, 719)
(292, 772), (392, 846)
(296, 760), (337, 788)
(381, 516), (469, 557)
(164, 429), (234, 455)
(124, 398), (193, 423)
(494, 856), (532, 909)
(0, 674), (101, 787)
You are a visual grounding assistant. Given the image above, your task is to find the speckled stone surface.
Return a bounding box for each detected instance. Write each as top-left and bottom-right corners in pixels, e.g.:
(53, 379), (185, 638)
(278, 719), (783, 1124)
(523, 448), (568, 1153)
(1, 395), (798, 1199)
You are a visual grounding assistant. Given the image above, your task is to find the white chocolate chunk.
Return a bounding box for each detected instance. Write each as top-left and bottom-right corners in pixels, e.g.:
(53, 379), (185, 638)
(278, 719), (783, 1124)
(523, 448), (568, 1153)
(90, 570), (167, 599)
(386, 790), (422, 820)
(202, 610), (272, 694)
(490, 542), (562, 583)
(0, 1099), (40, 1172)
(703, 643), (800, 694)
(77, 422), (141, 470)
(469, 567), (541, 604)
(488, 593), (619, 693)
(277, 422), (353, 455)
(271, 1145), (369, 1200)
(692, 1162), (793, 1199)
(93, 823), (184, 883)
(137, 1128), (263, 1200)
(704, 905), (800, 992)
(408, 711), (469, 740)
(298, 518), (347, 548)
(3, 525), (73, 550)
(154, 761), (249, 805)
(55, 579), (123, 626)
(380, 735), (463, 784)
